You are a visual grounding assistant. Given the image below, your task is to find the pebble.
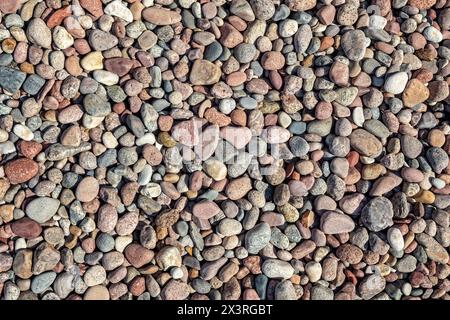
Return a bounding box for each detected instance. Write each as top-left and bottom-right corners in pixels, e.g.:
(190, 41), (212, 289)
(359, 274), (386, 300)
(161, 280), (190, 300)
(349, 129), (382, 157)
(84, 265), (107, 287)
(423, 26), (443, 43)
(53, 26), (74, 50)
(13, 124), (33, 141)
(402, 79), (430, 107)
(305, 261), (322, 282)
(25, 197), (60, 224)
(75, 177), (99, 202)
(0, 66), (26, 93)
(250, 0), (275, 20)
(4, 158), (38, 184)
(341, 30), (367, 61)
(261, 259), (294, 279)
(320, 211), (355, 234)
(416, 234), (449, 264)
(245, 223), (272, 254)
(193, 200), (221, 220)
(26, 19), (51, 49)
(384, 72), (409, 94)
(81, 52), (104, 71)
(204, 159), (228, 181)
(11, 218), (42, 239)
(142, 7), (182, 26)
(0, 0), (21, 14)
(31, 272), (57, 294)
(361, 197), (394, 232)
(84, 286), (110, 300)
(387, 227), (404, 252)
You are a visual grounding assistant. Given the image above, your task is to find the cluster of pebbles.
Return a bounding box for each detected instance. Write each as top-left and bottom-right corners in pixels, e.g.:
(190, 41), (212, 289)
(0, 0), (449, 301)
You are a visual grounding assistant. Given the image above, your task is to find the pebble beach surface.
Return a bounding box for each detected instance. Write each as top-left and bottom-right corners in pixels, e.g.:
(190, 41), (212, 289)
(0, 0), (450, 301)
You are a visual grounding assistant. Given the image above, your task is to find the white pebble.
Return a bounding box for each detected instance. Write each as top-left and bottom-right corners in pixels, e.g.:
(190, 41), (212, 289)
(169, 91), (183, 105)
(52, 26), (74, 50)
(431, 178), (446, 189)
(141, 182), (162, 198)
(83, 114), (105, 129)
(104, 0), (133, 23)
(15, 238), (27, 251)
(78, 15), (93, 29)
(423, 26), (443, 43)
(93, 70), (119, 86)
(279, 19), (298, 37)
(136, 133), (156, 146)
(143, 0), (155, 7)
(115, 236), (133, 252)
(219, 98), (236, 114)
(0, 129), (9, 142)
(387, 227), (404, 251)
(360, 156), (375, 164)
(352, 107), (365, 127)
(13, 124), (34, 141)
(102, 132), (119, 149)
(278, 111), (292, 128)
(384, 72), (408, 94)
(170, 267), (184, 279)
(369, 15), (387, 30)
(305, 261), (322, 283)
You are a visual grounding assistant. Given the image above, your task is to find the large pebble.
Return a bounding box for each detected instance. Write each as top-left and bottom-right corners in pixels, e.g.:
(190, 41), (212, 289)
(25, 197), (60, 224)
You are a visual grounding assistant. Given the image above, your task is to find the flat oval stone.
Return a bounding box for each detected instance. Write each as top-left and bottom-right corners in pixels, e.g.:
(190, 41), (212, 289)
(124, 244), (154, 268)
(217, 218), (243, 236)
(161, 280), (190, 300)
(84, 285), (110, 300)
(261, 259), (294, 279)
(142, 7), (182, 26)
(88, 29), (119, 51)
(225, 177), (253, 200)
(27, 18), (52, 49)
(104, 58), (133, 77)
(31, 272), (57, 294)
(320, 211), (355, 234)
(75, 177), (100, 202)
(4, 158), (38, 184)
(25, 197), (60, 223)
(415, 233), (449, 264)
(192, 200), (221, 219)
(387, 227), (404, 251)
(384, 72), (408, 94)
(11, 218), (42, 239)
(349, 129), (382, 158)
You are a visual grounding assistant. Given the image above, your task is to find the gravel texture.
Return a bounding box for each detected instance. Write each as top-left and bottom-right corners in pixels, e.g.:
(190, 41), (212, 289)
(0, 0), (449, 301)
